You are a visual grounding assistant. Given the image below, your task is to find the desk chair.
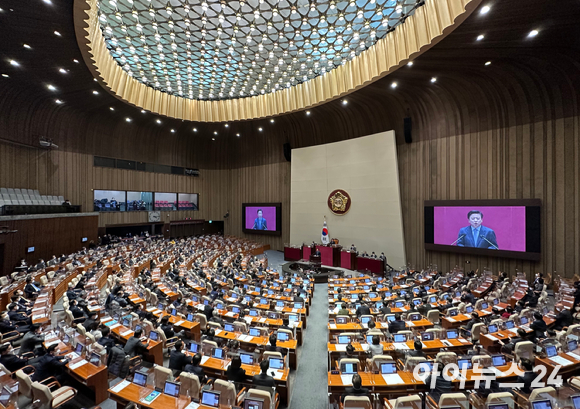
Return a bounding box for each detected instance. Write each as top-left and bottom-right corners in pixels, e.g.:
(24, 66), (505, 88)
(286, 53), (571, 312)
(344, 396), (372, 409)
(426, 328), (443, 338)
(367, 354), (394, 371)
(208, 322), (222, 330)
(435, 352), (457, 366)
(513, 387), (555, 409)
(263, 351), (284, 362)
(154, 366), (173, 390)
(202, 339), (218, 355)
(427, 393), (468, 409)
(178, 371), (201, 399)
(337, 358), (360, 372)
(156, 329), (179, 357)
(233, 321), (248, 333)
(469, 392), (514, 409)
(0, 328), (20, 344)
(447, 308), (459, 317)
(31, 381), (77, 409)
(427, 310), (440, 325)
(244, 387), (279, 409)
(470, 323), (485, 342)
(513, 341), (534, 361)
(213, 379), (237, 406)
(195, 313), (208, 331)
(384, 395), (422, 409)
(76, 324), (87, 337)
(458, 303), (467, 313)
(471, 355), (492, 367)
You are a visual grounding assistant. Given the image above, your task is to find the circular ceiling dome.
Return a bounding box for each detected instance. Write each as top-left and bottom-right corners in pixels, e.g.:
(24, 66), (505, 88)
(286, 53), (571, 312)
(96, 0), (424, 101)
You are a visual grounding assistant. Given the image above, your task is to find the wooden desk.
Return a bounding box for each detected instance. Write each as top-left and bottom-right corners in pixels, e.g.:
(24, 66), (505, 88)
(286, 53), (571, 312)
(108, 381), (190, 409)
(441, 310), (491, 329)
(101, 317), (164, 365)
(67, 357), (109, 404)
(149, 309), (201, 342)
(535, 352), (580, 380)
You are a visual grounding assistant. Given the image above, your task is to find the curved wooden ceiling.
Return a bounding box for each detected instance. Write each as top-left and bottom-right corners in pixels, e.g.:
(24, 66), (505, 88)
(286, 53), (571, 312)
(0, 0), (579, 169)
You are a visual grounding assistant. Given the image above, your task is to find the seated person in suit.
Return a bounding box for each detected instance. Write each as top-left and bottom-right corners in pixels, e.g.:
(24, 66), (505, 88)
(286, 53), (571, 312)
(369, 335), (383, 357)
(266, 333), (288, 356)
(553, 308), (573, 331)
(124, 329), (149, 357)
(425, 365), (454, 402)
(252, 359), (276, 388)
(98, 327), (115, 353)
(516, 358), (536, 394)
(19, 324), (45, 355)
(356, 302), (371, 317)
(461, 312), (481, 335)
(69, 300), (85, 321)
(168, 341), (192, 376)
(379, 301), (392, 315)
(499, 328), (528, 354)
(184, 353), (206, 383)
(226, 356), (247, 383)
(24, 276), (41, 299)
(530, 311), (548, 341)
(7, 303), (31, 326)
(31, 345), (69, 384)
(388, 314), (406, 334)
(341, 373), (370, 403)
(407, 341), (425, 358)
(0, 343), (29, 373)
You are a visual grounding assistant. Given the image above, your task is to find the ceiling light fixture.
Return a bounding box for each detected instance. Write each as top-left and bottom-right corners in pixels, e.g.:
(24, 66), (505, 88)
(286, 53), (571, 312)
(270, 119), (274, 123)
(47, 84), (56, 91)
(224, 124), (229, 127)
(485, 61), (491, 66)
(1, 74), (9, 78)
(156, 119), (161, 124)
(109, 107), (115, 111)
(212, 138), (215, 140)
(9, 60), (19, 66)
(73, 59), (79, 63)
(306, 111), (311, 115)
(407, 61), (413, 67)
(55, 99), (63, 104)
(476, 34), (484, 41)
(59, 68), (67, 74)
(193, 128), (197, 132)
(23, 44), (31, 49)
(391, 82), (398, 89)
(236, 133), (240, 137)
(125, 117), (132, 122)
(93, 90), (99, 95)
(528, 29), (539, 38)
(258, 127), (263, 131)
(480, 5), (490, 14)
(54, 31), (61, 36)
(171, 129), (175, 133)
(430, 77), (437, 83)
(342, 99), (348, 105)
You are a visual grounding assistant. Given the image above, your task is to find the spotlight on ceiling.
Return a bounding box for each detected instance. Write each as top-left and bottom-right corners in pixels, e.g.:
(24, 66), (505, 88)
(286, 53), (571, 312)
(55, 99), (63, 104)
(528, 29), (539, 38)
(47, 84), (56, 91)
(9, 60), (19, 66)
(54, 31), (61, 36)
(477, 34), (484, 41)
(480, 5), (490, 14)
(391, 82), (398, 89)
(430, 77), (437, 83)
(93, 90), (99, 95)
(125, 117), (131, 122)
(342, 99), (348, 105)
(407, 61), (413, 67)
(306, 111), (311, 115)
(485, 61), (492, 66)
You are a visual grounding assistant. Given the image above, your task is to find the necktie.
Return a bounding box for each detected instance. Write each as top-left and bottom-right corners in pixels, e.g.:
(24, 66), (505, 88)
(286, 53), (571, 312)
(473, 228), (479, 246)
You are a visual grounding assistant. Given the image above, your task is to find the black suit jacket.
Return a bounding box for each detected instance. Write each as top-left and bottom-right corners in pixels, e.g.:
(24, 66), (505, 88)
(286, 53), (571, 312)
(226, 366), (247, 383)
(184, 364), (206, 383)
(0, 319), (17, 334)
(356, 305), (371, 317)
(31, 355), (67, 382)
(169, 350), (191, 371)
(252, 373), (276, 388)
(388, 320), (406, 334)
(20, 332), (44, 354)
(97, 336), (115, 353)
(425, 375), (453, 402)
(517, 371), (536, 394)
(341, 386), (370, 403)
(0, 353), (28, 373)
(124, 336), (147, 356)
(531, 319), (548, 339)
(8, 311), (29, 323)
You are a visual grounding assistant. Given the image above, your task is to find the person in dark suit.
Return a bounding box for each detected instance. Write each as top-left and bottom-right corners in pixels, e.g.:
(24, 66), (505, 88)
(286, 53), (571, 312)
(425, 365), (454, 402)
(456, 210), (498, 249)
(340, 373), (370, 403)
(0, 312), (20, 334)
(226, 356), (247, 383)
(407, 341), (425, 358)
(516, 358), (536, 393)
(24, 276), (40, 298)
(553, 308), (573, 331)
(461, 289), (476, 305)
(124, 329), (149, 357)
(8, 303), (31, 326)
(356, 303), (371, 318)
(203, 303), (214, 322)
(184, 353), (206, 383)
(530, 312), (548, 341)
(31, 345), (69, 384)
(388, 314), (406, 334)
(252, 359), (276, 388)
(19, 324), (44, 355)
(252, 209), (268, 230)
(379, 301), (392, 315)
(168, 341), (191, 375)
(69, 300), (85, 320)
(98, 327), (115, 353)
(0, 344), (28, 373)
(266, 334), (287, 356)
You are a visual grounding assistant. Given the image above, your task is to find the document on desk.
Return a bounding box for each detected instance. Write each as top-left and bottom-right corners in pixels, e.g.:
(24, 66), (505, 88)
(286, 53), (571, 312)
(566, 352), (580, 361)
(441, 340), (453, 347)
(446, 317), (456, 322)
(214, 329), (222, 335)
(259, 317), (267, 323)
(121, 330), (133, 337)
(508, 328), (519, 333)
(382, 374), (404, 385)
(393, 343), (410, 350)
(458, 338), (470, 344)
(184, 402), (201, 409)
(174, 320), (185, 326)
(486, 334), (499, 341)
(405, 321), (415, 327)
(272, 370), (284, 380)
(226, 311), (236, 317)
(550, 356), (574, 366)
(69, 359), (88, 370)
(244, 316), (254, 324)
(110, 380), (131, 393)
(110, 323), (121, 329)
(200, 356), (210, 365)
(361, 344), (370, 352)
(334, 344), (347, 351)
(340, 374), (353, 385)
(238, 335), (253, 342)
(329, 324), (337, 329)
(45, 339), (60, 347)
(32, 314), (44, 321)
(32, 308), (44, 313)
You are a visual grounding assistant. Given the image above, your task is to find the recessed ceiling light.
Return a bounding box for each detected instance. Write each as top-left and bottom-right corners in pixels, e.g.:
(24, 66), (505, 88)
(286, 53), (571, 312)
(156, 119), (162, 124)
(141, 109), (146, 113)
(171, 129), (175, 133)
(58, 68), (67, 74)
(9, 60), (19, 66)
(214, 131), (218, 135)
(224, 123), (229, 127)
(391, 82), (398, 89)
(485, 61), (492, 66)
(407, 61), (413, 67)
(258, 127), (263, 131)
(477, 34), (485, 41)
(55, 99), (63, 104)
(23, 44), (31, 49)
(109, 107), (115, 111)
(270, 119), (275, 123)
(193, 128), (197, 132)
(480, 5), (490, 14)
(430, 77), (437, 83)
(212, 138), (215, 141)
(47, 84), (56, 91)
(93, 90), (99, 95)
(54, 31), (61, 36)
(1, 74), (9, 78)
(43, 0), (53, 4)
(125, 117), (132, 122)
(236, 133), (240, 137)
(306, 111), (311, 115)
(528, 29), (539, 38)
(93, 78), (97, 82)
(73, 59), (79, 63)
(342, 99), (347, 105)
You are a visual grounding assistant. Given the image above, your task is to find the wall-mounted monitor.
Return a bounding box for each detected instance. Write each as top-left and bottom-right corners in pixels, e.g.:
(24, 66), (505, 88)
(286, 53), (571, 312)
(27, 246), (35, 253)
(93, 190), (126, 212)
(242, 203), (282, 236)
(424, 199), (541, 261)
(81, 237), (88, 242)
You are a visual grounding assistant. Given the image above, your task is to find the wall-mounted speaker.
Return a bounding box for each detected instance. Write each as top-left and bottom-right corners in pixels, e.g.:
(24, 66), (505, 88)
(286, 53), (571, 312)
(283, 142), (292, 162)
(404, 117), (412, 143)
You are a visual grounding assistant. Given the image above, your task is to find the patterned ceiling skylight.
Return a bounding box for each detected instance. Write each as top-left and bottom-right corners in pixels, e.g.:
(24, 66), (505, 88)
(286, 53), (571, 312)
(97, 0), (424, 101)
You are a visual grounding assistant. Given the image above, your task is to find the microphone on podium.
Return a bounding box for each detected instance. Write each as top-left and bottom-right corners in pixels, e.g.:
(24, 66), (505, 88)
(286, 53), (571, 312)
(482, 237), (498, 250)
(450, 234), (465, 246)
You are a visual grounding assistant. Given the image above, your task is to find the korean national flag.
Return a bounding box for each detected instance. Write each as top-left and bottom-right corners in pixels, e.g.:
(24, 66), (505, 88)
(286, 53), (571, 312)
(321, 220), (329, 245)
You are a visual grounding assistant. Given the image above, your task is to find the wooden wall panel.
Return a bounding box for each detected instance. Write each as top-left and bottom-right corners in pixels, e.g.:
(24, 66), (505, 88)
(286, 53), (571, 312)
(0, 214), (98, 276)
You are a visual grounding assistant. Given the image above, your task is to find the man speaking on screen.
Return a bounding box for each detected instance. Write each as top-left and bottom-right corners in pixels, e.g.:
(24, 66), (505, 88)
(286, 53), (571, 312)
(456, 210), (498, 249)
(252, 209), (268, 230)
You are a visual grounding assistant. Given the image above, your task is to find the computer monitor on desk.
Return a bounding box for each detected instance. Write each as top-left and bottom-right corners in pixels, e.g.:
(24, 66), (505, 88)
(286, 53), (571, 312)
(244, 397), (265, 409)
(163, 381), (180, 397)
(201, 390), (221, 408)
(531, 400), (553, 409)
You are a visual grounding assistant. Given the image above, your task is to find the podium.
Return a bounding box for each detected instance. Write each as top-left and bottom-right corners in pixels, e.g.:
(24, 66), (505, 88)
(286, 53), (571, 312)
(284, 246), (302, 261)
(356, 256), (385, 275)
(309, 254), (321, 269)
(316, 245), (342, 267)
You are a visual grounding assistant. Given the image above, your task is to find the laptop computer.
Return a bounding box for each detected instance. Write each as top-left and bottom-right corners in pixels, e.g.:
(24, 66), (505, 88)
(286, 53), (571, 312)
(393, 334), (406, 343)
(277, 331), (289, 342)
(488, 324), (499, 334)
(505, 320), (515, 329)
(531, 400), (553, 409)
(361, 316), (372, 325)
(212, 348), (225, 359)
(240, 353), (254, 365)
(571, 395), (580, 409)
(457, 358), (473, 369)
(341, 362), (358, 374)
(465, 305), (474, 313)
(249, 328), (261, 337)
(224, 323), (234, 332)
(545, 345), (558, 358)
(269, 357), (284, 370)
(189, 342), (199, 353)
(89, 352), (101, 366)
(133, 371), (148, 387)
(380, 362), (397, 374)
(201, 390), (221, 408)
(163, 381), (180, 397)
(488, 405), (509, 409)
(337, 335), (351, 344)
(447, 330), (458, 339)
(492, 355), (507, 366)
(149, 331), (159, 341)
(569, 339), (578, 352)
(386, 315), (396, 322)
(422, 332), (434, 341)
